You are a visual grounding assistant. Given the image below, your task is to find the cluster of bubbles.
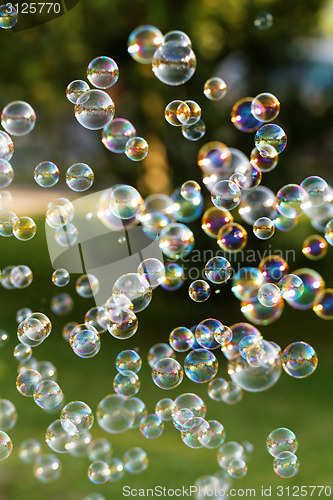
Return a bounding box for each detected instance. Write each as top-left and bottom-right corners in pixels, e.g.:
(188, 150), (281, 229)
(267, 428), (299, 478)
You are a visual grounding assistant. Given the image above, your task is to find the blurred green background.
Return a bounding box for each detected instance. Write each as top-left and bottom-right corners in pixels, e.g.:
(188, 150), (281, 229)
(0, 0), (333, 499)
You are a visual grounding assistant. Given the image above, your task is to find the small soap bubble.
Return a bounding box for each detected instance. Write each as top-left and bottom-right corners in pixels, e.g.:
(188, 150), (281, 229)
(282, 341), (317, 378)
(273, 451), (300, 478)
(61, 401), (94, 431)
(1, 101), (36, 136)
(184, 349), (218, 383)
(255, 124), (287, 157)
(70, 325), (100, 358)
(88, 438), (112, 462)
(251, 93), (280, 122)
(155, 398), (175, 421)
(109, 184), (143, 220)
(217, 441), (245, 470)
(66, 163), (94, 192)
(66, 80), (90, 104)
(96, 394), (135, 434)
(181, 180), (201, 201)
(46, 206), (69, 229)
(201, 207), (233, 238)
(207, 378), (229, 401)
(128, 25), (163, 64)
(52, 269), (70, 287)
(253, 217), (275, 239)
(160, 262), (185, 291)
(165, 100), (184, 126)
(33, 380), (63, 410)
(147, 343), (176, 368)
(14, 343), (32, 362)
(0, 131), (14, 161)
(16, 368), (42, 397)
(258, 283), (282, 307)
(116, 350), (142, 373)
(159, 222), (194, 259)
(278, 274), (304, 300)
(250, 147), (278, 173)
(75, 90), (115, 130)
(169, 327), (194, 352)
(13, 216), (36, 241)
(177, 100), (201, 126)
(51, 293), (74, 316)
(125, 137), (149, 161)
(188, 280), (211, 302)
(204, 256), (232, 284)
(276, 184), (309, 219)
(302, 235), (327, 260)
(108, 457), (125, 482)
(152, 358), (183, 390)
(231, 97), (263, 133)
(113, 370), (140, 397)
(18, 439), (42, 464)
(102, 118), (136, 153)
(123, 447), (148, 474)
(300, 176), (329, 207)
(137, 258), (165, 289)
(76, 274), (99, 298)
(211, 180), (241, 211)
(0, 4), (18, 29)
(140, 415), (164, 439)
(203, 77), (227, 101)
(87, 56), (119, 89)
(266, 428), (298, 457)
(0, 399), (17, 430)
(313, 288), (333, 319)
(217, 222), (247, 252)
(88, 460), (111, 484)
(0, 431), (13, 461)
(10, 265), (33, 289)
(0, 159), (14, 188)
(34, 162), (59, 188)
(33, 454), (62, 482)
(228, 458), (248, 479)
(182, 119), (206, 141)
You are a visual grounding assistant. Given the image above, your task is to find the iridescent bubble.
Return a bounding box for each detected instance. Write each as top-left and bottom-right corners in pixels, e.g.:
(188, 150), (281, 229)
(69, 430), (92, 458)
(300, 176), (329, 207)
(324, 219), (333, 246)
(198, 141), (231, 176)
(75, 90), (115, 130)
(204, 256), (232, 284)
(287, 268), (324, 310)
(231, 268), (265, 303)
(62, 322), (78, 342)
(102, 118), (136, 153)
(38, 361), (57, 381)
(188, 280), (211, 302)
(10, 265), (33, 288)
(273, 451), (300, 478)
(152, 358), (183, 389)
(147, 343), (176, 368)
(255, 124), (287, 157)
(217, 222), (247, 252)
(46, 206), (69, 230)
(181, 180), (201, 202)
(207, 378), (228, 401)
(0, 4), (18, 28)
(123, 447), (148, 474)
(107, 308), (138, 340)
(282, 341), (318, 379)
(184, 349), (218, 383)
(88, 460), (111, 484)
(238, 186), (277, 225)
(233, 161), (262, 190)
(113, 370), (140, 397)
(13, 216), (36, 241)
(113, 273), (151, 313)
(258, 283), (282, 307)
(88, 438), (112, 462)
(201, 207), (233, 238)
(1, 101), (36, 136)
(194, 475), (220, 495)
(313, 288), (333, 319)
(259, 255), (289, 283)
(241, 296), (284, 325)
(66, 80), (90, 104)
(238, 335), (263, 360)
(266, 428), (298, 457)
(87, 56), (119, 89)
(16, 307), (32, 323)
(231, 97), (263, 133)
(109, 184), (143, 219)
(152, 34), (196, 86)
(165, 100), (184, 126)
(46, 419), (79, 453)
(33, 454), (61, 482)
(85, 307), (107, 334)
(70, 325), (100, 358)
(182, 119), (206, 141)
(171, 186), (204, 223)
(0, 131), (14, 161)
(155, 398), (175, 421)
(125, 397), (147, 428)
(66, 163), (94, 192)
(128, 25), (163, 64)
(250, 147), (278, 173)
(253, 217), (275, 239)
(0, 431), (13, 461)
(274, 213), (299, 234)
(221, 381), (244, 405)
(302, 234), (327, 260)
(276, 184), (309, 219)
(211, 180), (241, 211)
(254, 12), (273, 30)
(228, 458), (248, 478)
(51, 293), (73, 315)
(177, 100), (201, 126)
(181, 417), (211, 449)
(203, 77), (227, 101)
(52, 269), (70, 287)
(61, 401), (94, 431)
(16, 369), (42, 396)
(172, 393), (206, 429)
(160, 262), (185, 291)
(159, 222), (194, 259)
(228, 340), (282, 391)
(108, 457), (125, 482)
(13, 343), (32, 362)
(34, 162), (59, 188)
(76, 274), (99, 298)
(203, 420), (226, 449)
(33, 380), (63, 410)
(140, 414), (164, 439)
(125, 137), (149, 161)
(214, 325), (233, 348)
(137, 258), (165, 289)
(116, 350), (142, 373)
(0, 159), (14, 188)
(217, 441), (245, 470)
(278, 274), (304, 300)
(0, 399), (17, 430)
(169, 327), (194, 352)
(97, 394), (135, 434)
(251, 93), (280, 122)
(195, 319), (222, 350)
(18, 439), (42, 464)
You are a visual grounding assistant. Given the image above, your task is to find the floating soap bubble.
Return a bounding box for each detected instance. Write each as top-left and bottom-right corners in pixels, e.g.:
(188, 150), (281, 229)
(68, 430), (92, 458)
(76, 274), (99, 298)
(203, 77), (227, 101)
(88, 460), (111, 484)
(184, 349), (218, 383)
(198, 141), (232, 176)
(137, 258), (165, 290)
(195, 319), (222, 350)
(46, 206), (69, 230)
(46, 419), (79, 453)
(194, 476), (220, 497)
(214, 325), (233, 347)
(313, 288), (333, 319)
(221, 381), (244, 405)
(33, 380), (63, 410)
(102, 118), (136, 153)
(273, 212), (298, 232)
(259, 255), (289, 283)
(250, 146), (278, 173)
(13, 343), (32, 362)
(66, 80), (90, 104)
(12, 216), (36, 241)
(113, 273), (151, 313)
(97, 394), (135, 434)
(169, 327), (194, 352)
(16, 307), (32, 323)
(61, 401), (94, 431)
(255, 124), (287, 157)
(48, 197), (74, 222)
(233, 161), (262, 190)
(231, 268), (265, 303)
(34, 162), (59, 188)
(37, 361), (57, 381)
(217, 441), (245, 470)
(152, 358), (183, 389)
(128, 25), (163, 63)
(217, 222), (247, 252)
(155, 399), (175, 421)
(1, 265), (15, 289)
(228, 340), (282, 391)
(88, 438), (112, 462)
(228, 458), (248, 478)
(0, 400), (17, 430)
(238, 335), (263, 363)
(273, 451), (299, 478)
(251, 93), (280, 122)
(18, 439), (42, 464)
(10, 265), (33, 288)
(160, 262), (185, 291)
(66, 163), (94, 192)
(18, 357), (38, 372)
(211, 180), (241, 211)
(123, 447), (148, 474)
(152, 33), (196, 86)
(108, 457), (125, 482)
(165, 100), (184, 126)
(203, 420), (225, 449)
(52, 269), (70, 287)
(0, 4), (18, 28)
(51, 293), (73, 315)
(300, 176), (329, 207)
(258, 283), (281, 307)
(0, 431), (13, 461)
(278, 274), (304, 300)
(109, 184), (143, 219)
(287, 268), (324, 310)
(181, 180), (201, 202)
(75, 90), (115, 130)
(172, 393), (206, 427)
(107, 308), (138, 340)
(177, 100), (201, 126)
(87, 56), (119, 89)
(125, 397), (147, 428)
(113, 370), (140, 397)
(159, 222), (194, 259)
(16, 369), (42, 397)
(189, 280), (211, 302)
(182, 119), (206, 141)
(204, 256), (232, 285)
(85, 307), (108, 333)
(238, 185), (277, 225)
(171, 186), (204, 223)
(70, 325), (100, 358)
(302, 235), (327, 260)
(241, 295), (284, 325)
(207, 378), (228, 401)
(266, 428), (298, 457)
(140, 414), (164, 439)
(147, 343), (176, 368)
(0, 159), (14, 188)
(0, 131), (14, 161)
(324, 219), (333, 245)
(276, 184), (309, 218)
(282, 341), (318, 380)
(231, 97), (263, 133)
(201, 207), (233, 238)
(1, 101), (36, 136)
(33, 454), (61, 482)
(253, 217), (275, 239)
(181, 417), (211, 449)
(125, 137), (149, 161)
(254, 12), (273, 29)
(116, 350), (142, 373)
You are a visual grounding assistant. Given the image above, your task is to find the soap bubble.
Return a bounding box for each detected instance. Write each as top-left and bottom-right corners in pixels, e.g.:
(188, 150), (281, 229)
(102, 118), (136, 153)
(34, 162), (59, 188)
(273, 451), (300, 478)
(181, 417), (211, 449)
(258, 283), (282, 307)
(238, 335), (264, 364)
(217, 222), (247, 252)
(221, 381), (244, 405)
(37, 361), (57, 381)
(75, 90), (115, 130)
(159, 222), (194, 259)
(13, 343), (32, 362)
(0, 400), (17, 430)
(70, 325), (100, 358)
(203, 77), (227, 101)
(259, 255), (289, 283)
(88, 438), (112, 462)
(324, 219), (333, 245)
(217, 441), (245, 470)
(189, 280), (211, 302)
(1, 101), (36, 136)
(0, 4), (18, 28)
(0, 131), (14, 161)
(287, 268), (324, 310)
(233, 161), (262, 190)
(125, 137), (149, 161)
(169, 327), (194, 352)
(88, 460), (111, 484)
(61, 401), (94, 431)
(207, 378), (228, 401)
(313, 288), (333, 319)
(241, 296), (284, 325)
(171, 186), (204, 223)
(76, 274), (99, 298)
(231, 97), (263, 133)
(266, 428), (298, 457)
(278, 274), (304, 300)
(253, 217), (275, 239)
(137, 258), (165, 289)
(254, 12), (273, 30)
(54, 224), (78, 247)
(160, 262), (185, 291)
(66, 163), (94, 192)
(184, 349), (218, 383)
(255, 124), (287, 156)
(46, 206), (69, 229)
(155, 399), (175, 421)
(10, 265), (33, 288)
(198, 141), (231, 176)
(13, 216), (36, 241)
(113, 370), (140, 397)
(128, 25), (163, 64)
(152, 358), (183, 390)
(147, 343), (176, 368)
(66, 80), (90, 104)
(152, 34), (196, 86)
(228, 458), (248, 479)
(18, 439), (42, 464)
(231, 268), (265, 303)
(108, 457), (125, 482)
(182, 119), (206, 141)
(124, 397), (147, 428)
(140, 414), (164, 439)
(195, 319), (222, 350)
(123, 447), (148, 474)
(203, 420), (226, 449)
(69, 430), (92, 458)
(113, 273), (152, 313)
(177, 100), (201, 126)
(0, 159), (14, 188)
(165, 100), (184, 126)
(204, 256), (232, 284)
(0, 431), (13, 461)
(276, 184), (309, 218)
(201, 207), (233, 238)
(211, 180), (241, 211)
(52, 269), (70, 287)
(250, 146), (278, 172)
(97, 394), (135, 434)
(87, 56), (119, 89)
(302, 235), (327, 260)
(172, 393), (206, 427)
(46, 419), (79, 453)
(238, 186), (277, 225)
(116, 350), (142, 373)
(181, 180), (201, 201)
(0, 211), (17, 238)
(282, 342), (318, 378)
(251, 93), (280, 122)
(16, 369), (42, 396)
(33, 380), (63, 410)
(51, 293), (74, 315)
(109, 184), (143, 219)
(33, 454), (61, 482)
(300, 176), (329, 207)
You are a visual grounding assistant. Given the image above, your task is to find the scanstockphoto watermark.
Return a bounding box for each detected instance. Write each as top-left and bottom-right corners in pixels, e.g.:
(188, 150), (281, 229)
(122, 485), (256, 497)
